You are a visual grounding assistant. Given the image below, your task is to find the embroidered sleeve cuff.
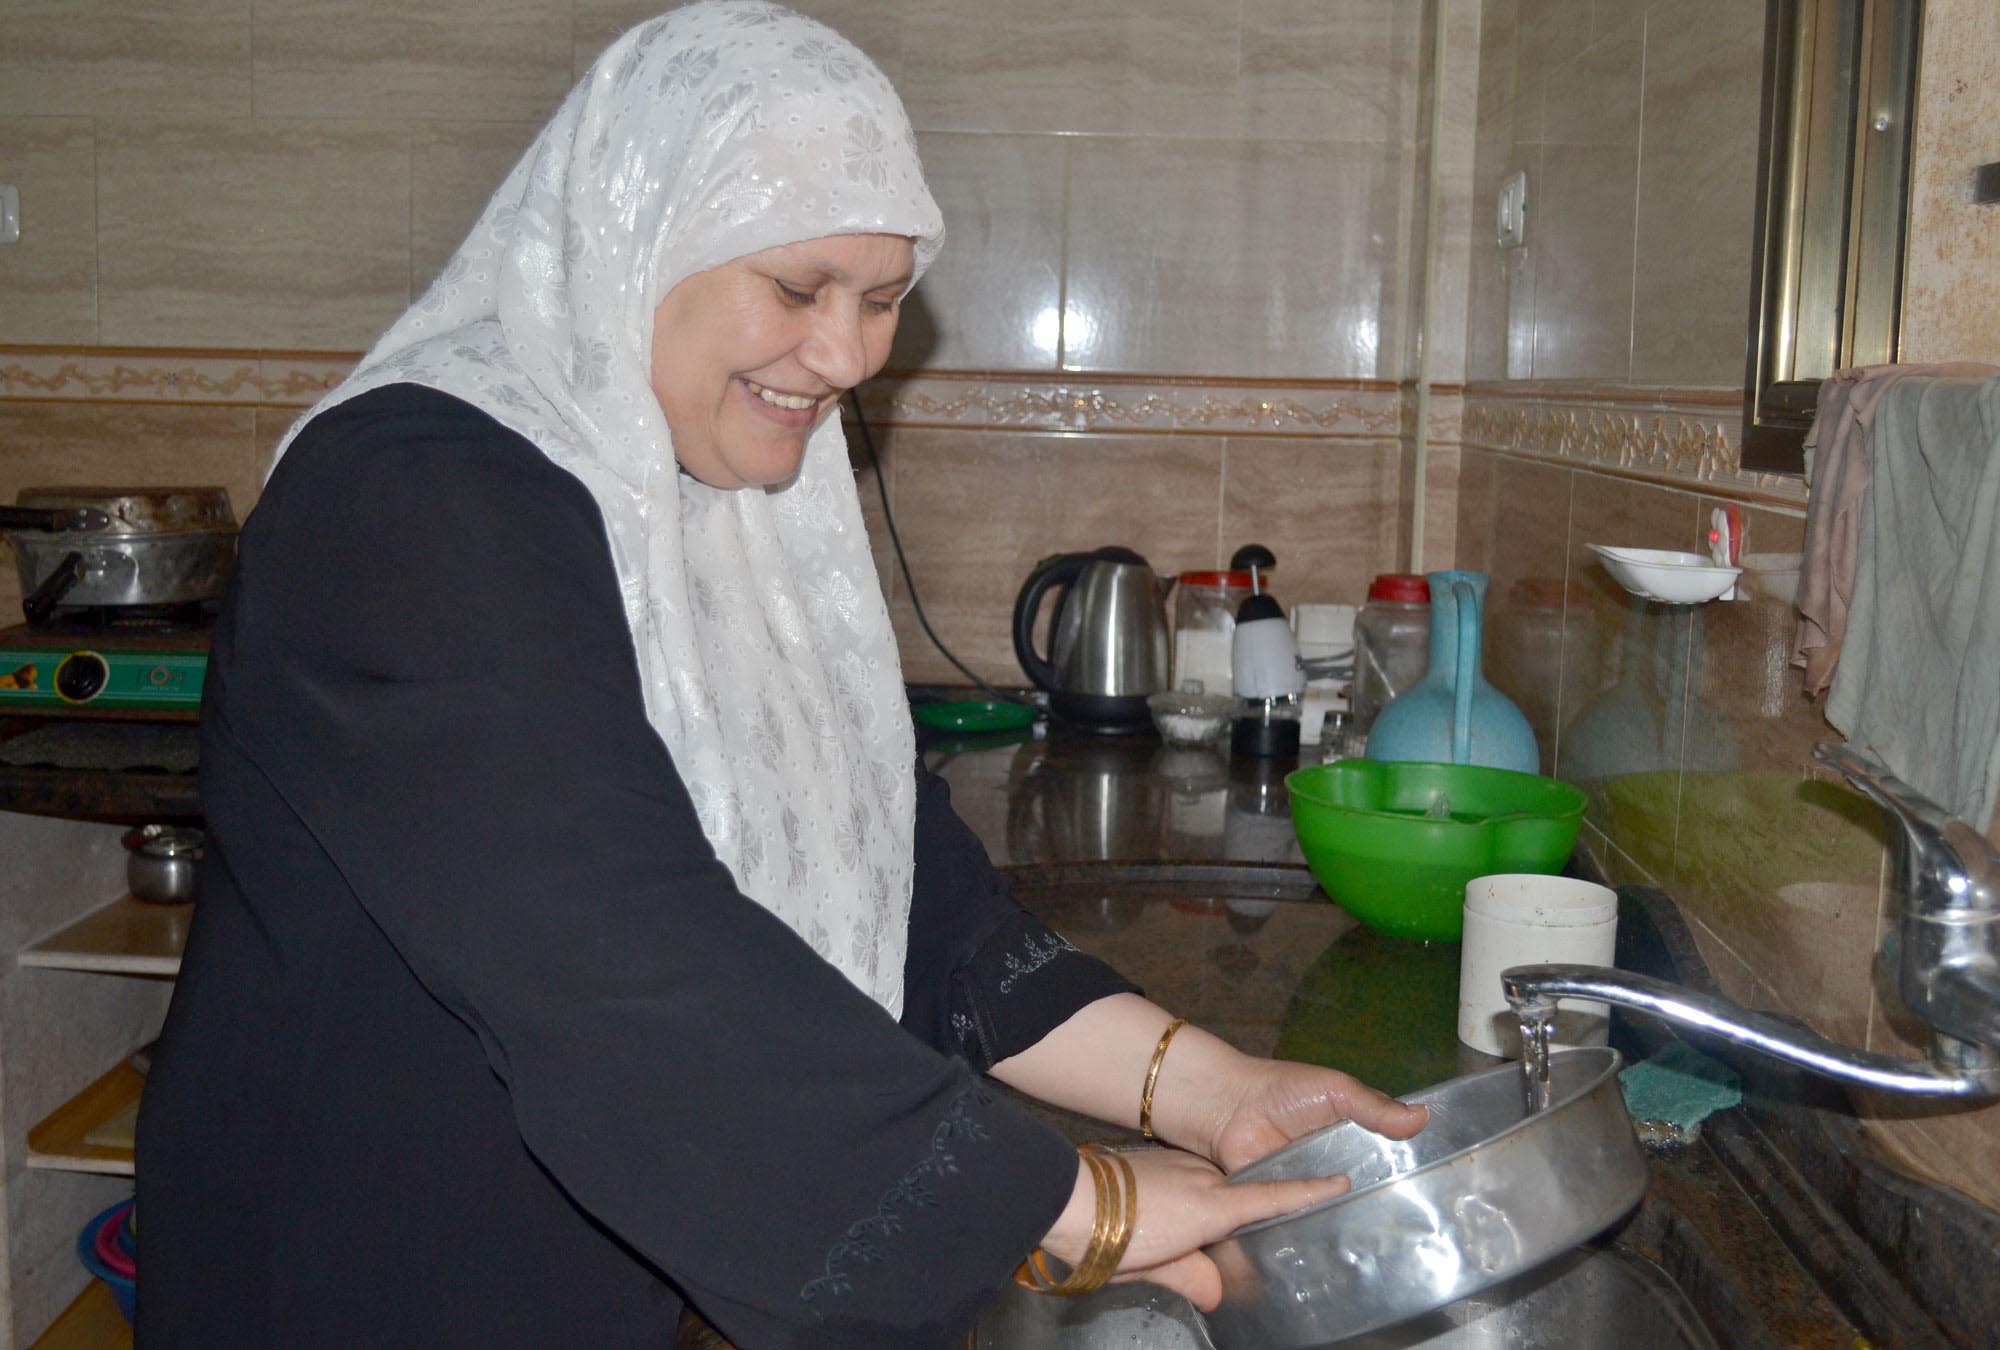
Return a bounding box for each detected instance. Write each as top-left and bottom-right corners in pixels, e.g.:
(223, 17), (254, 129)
(949, 909), (1139, 1071)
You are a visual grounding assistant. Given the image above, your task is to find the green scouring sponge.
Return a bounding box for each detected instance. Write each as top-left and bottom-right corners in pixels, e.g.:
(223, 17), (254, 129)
(1619, 1042), (1743, 1146)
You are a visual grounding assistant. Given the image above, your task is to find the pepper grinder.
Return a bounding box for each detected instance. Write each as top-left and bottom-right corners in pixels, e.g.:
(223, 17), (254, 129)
(1228, 545), (1304, 757)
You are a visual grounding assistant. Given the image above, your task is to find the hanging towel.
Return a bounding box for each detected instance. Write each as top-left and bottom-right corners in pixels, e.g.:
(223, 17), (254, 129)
(1794, 363), (2000, 696)
(1825, 374), (2000, 825)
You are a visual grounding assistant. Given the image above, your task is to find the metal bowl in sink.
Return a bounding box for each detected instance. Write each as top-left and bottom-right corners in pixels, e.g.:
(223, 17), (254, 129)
(973, 1243), (1715, 1350)
(1204, 1046), (1646, 1348)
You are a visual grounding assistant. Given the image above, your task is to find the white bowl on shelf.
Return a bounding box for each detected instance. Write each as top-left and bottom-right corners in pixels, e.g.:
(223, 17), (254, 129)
(1588, 544), (1741, 605)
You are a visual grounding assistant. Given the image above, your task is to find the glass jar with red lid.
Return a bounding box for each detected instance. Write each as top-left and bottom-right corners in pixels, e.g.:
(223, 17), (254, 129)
(1353, 573), (1431, 732)
(1172, 569), (1258, 697)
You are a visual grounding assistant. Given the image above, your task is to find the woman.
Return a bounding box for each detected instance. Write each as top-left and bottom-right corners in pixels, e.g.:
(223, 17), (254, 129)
(135, 4), (1423, 1346)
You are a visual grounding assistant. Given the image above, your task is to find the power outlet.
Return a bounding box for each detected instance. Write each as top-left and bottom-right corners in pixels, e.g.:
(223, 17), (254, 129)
(1496, 170), (1528, 250)
(0, 185), (18, 245)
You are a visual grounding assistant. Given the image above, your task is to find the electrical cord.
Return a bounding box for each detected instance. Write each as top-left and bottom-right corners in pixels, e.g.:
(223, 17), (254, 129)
(845, 389), (1029, 706)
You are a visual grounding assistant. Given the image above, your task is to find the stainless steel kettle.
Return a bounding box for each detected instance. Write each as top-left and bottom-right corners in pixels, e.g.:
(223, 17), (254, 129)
(1012, 547), (1170, 733)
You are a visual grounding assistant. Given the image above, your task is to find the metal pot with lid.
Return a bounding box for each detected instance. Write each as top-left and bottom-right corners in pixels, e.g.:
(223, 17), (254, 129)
(2, 486), (239, 624)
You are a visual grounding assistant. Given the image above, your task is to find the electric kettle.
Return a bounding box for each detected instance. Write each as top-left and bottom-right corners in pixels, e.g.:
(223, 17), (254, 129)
(1012, 547), (1171, 733)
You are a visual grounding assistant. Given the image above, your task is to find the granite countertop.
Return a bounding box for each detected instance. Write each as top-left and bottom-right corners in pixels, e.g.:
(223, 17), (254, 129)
(922, 715), (1987, 1349)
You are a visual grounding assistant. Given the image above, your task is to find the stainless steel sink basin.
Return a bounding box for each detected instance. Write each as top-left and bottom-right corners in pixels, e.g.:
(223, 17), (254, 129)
(972, 1243), (1718, 1349)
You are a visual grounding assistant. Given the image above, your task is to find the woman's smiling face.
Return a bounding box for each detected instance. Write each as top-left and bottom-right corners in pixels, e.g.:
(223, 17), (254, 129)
(649, 232), (914, 489)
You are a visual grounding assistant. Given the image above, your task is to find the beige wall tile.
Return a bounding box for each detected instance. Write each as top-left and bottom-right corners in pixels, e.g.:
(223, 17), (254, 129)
(1672, 769), (1887, 1047)
(892, 134), (1065, 371)
(0, 119), (98, 345)
(0, 0), (252, 118)
(1528, 144), (1637, 380)
(411, 122), (540, 296)
(0, 402), (262, 616)
(1589, 0), (1646, 42)
(1475, 0), (1521, 131)
(1858, 1109), (2000, 1215)
(1629, 0), (1764, 384)
(1065, 138), (1402, 379)
(897, 0), (1238, 137)
(1240, 0), (1419, 143)
(1466, 15), (1533, 381)
(1513, 0), (1590, 121)
(573, 0), (908, 84)
(253, 0), (571, 123)
(1666, 499), (1887, 1047)
(1557, 472), (1701, 875)
(1579, 821), (1661, 887)
(883, 429), (1224, 685)
(1424, 0), (1484, 386)
(1900, 0), (2000, 364)
(96, 119), (410, 349)
(1419, 444), (1460, 573)
(1539, 28), (1641, 147)
(1220, 439), (1403, 610)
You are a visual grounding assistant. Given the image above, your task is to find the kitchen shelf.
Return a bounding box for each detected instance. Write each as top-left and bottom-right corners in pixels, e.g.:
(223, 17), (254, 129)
(19, 896), (188, 977)
(0, 719), (202, 826)
(31, 1280), (130, 1350)
(26, 1062), (142, 1177)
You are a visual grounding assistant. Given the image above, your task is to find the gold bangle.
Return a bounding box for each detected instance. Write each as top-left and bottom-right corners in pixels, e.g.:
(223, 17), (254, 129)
(1139, 1017), (1189, 1140)
(1012, 1144), (1137, 1297)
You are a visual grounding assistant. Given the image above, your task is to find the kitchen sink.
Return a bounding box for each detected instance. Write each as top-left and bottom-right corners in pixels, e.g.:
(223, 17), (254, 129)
(973, 1243), (1718, 1349)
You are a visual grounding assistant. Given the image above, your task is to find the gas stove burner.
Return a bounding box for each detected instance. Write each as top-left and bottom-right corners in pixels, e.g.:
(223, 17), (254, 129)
(26, 600), (216, 635)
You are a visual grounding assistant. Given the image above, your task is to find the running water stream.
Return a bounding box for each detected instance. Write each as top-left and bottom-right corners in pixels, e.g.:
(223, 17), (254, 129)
(1515, 998), (1559, 1113)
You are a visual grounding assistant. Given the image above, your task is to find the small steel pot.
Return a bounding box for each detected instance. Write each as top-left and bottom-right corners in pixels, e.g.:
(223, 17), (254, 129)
(121, 824), (204, 904)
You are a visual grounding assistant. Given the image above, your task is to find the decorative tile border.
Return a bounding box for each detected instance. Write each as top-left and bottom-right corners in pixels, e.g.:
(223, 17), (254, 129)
(0, 347), (1812, 508)
(855, 370), (1402, 439)
(1, 347), (1407, 440)
(0, 346), (357, 408)
(1458, 381), (1808, 508)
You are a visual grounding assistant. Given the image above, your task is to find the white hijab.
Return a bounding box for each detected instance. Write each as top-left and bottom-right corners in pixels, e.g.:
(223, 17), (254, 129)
(274, 0), (943, 1016)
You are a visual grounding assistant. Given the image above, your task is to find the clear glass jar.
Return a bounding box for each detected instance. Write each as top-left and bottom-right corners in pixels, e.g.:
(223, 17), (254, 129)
(1172, 570), (1255, 696)
(1352, 573), (1431, 732)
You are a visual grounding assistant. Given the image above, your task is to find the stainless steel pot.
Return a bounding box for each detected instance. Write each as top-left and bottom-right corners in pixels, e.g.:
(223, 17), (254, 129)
(1203, 1046), (1647, 1348)
(3, 486), (238, 623)
(122, 824), (204, 903)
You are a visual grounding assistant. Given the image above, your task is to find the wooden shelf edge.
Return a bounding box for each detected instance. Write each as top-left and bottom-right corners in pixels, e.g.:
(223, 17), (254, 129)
(18, 894), (188, 977)
(31, 1279), (132, 1350)
(26, 1061), (141, 1177)
(18, 950), (180, 977)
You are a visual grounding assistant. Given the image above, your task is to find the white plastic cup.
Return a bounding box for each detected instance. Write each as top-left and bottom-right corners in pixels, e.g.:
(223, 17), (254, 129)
(1457, 874), (1619, 1058)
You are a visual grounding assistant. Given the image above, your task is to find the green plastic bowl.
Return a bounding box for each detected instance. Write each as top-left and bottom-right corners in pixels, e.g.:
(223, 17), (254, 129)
(1285, 759), (1588, 942)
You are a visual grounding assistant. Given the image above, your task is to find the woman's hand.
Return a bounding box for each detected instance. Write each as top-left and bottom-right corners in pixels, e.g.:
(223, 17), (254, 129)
(1201, 1056), (1428, 1173)
(991, 994), (1427, 1172)
(1038, 1148), (1351, 1312)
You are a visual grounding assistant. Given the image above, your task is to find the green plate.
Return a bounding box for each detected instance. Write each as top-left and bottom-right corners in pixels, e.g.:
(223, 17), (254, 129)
(911, 699), (1039, 733)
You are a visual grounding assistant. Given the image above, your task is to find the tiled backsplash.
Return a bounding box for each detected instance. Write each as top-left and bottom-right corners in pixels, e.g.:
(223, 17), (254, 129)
(1465, 0), (1765, 385)
(1457, 0), (2000, 1216)
(1457, 438), (2000, 1214)
(0, 0), (1424, 376)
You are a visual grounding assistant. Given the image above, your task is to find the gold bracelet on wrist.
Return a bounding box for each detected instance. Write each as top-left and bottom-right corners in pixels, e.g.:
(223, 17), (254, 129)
(1012, 1143), (1138, 1297)
(1139, 1017), (1189, 1141)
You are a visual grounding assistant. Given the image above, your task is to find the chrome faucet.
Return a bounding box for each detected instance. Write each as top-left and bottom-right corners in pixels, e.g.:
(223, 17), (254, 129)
(1503, 742), (2000, 1099)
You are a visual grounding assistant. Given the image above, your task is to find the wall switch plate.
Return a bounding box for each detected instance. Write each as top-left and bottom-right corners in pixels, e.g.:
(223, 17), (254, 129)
(0, 186), (18, 245)
(1497, 170), (1528, 249)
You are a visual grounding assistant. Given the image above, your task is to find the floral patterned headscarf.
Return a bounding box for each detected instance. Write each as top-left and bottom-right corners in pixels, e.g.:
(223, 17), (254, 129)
(274, 0), (945, 1015)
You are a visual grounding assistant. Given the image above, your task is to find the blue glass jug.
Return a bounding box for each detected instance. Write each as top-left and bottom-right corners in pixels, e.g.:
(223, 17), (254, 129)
(1364, 571), (1538, 773)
